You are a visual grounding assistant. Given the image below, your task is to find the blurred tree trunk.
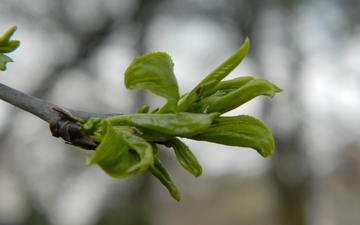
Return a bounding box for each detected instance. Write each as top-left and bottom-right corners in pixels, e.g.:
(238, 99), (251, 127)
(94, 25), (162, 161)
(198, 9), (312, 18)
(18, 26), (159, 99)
(227, 1), (310, 224)
(259, 2), (310, 224)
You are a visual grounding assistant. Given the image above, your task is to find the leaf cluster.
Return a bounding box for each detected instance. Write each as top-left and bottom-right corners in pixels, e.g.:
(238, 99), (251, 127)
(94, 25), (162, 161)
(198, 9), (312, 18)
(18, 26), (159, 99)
(0, 26), (20, 71)
(83, 38), (282, 201)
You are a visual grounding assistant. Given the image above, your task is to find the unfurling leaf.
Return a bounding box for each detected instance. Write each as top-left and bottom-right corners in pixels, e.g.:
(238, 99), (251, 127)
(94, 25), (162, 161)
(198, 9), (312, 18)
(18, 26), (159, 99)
(125, 52), (179, 112)
(187, 78), (282, 114)
(86, 120), (154, 178)
(121, 132), (155, 174)
(166, 137), (202, 177)
(176, 38), (250, 112)
(194, 38), (250, 97)
(190, 115), (275, 158)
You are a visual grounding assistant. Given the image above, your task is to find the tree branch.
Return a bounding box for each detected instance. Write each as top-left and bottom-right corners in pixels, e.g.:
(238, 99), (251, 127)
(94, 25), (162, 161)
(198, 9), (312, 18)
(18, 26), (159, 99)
(0, 82), (119, 124)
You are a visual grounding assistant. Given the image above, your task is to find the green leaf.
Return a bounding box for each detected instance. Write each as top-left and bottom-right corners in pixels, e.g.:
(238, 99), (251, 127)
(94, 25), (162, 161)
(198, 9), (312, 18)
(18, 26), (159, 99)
(190, 115), (275, 158)
(106, 112), (220, 137)
(149, 156), (181, 201)
(0, 26), (20, 71)
(86, 120), (154, 178)
(176, 38), (250, 112)
(0, 40), (20, 53)
(125, 52), (180, 112)
(166, 137), (202, 177)
(187, 78), (282, 114)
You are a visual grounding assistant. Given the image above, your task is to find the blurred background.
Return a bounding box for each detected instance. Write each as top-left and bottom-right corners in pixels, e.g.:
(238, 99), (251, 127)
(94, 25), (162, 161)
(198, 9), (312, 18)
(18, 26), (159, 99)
(0, 0), (359, 224)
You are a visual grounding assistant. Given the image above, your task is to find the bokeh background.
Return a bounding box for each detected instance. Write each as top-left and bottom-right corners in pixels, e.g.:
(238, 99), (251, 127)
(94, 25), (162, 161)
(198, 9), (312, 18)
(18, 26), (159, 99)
(0, 0), (359, 224)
